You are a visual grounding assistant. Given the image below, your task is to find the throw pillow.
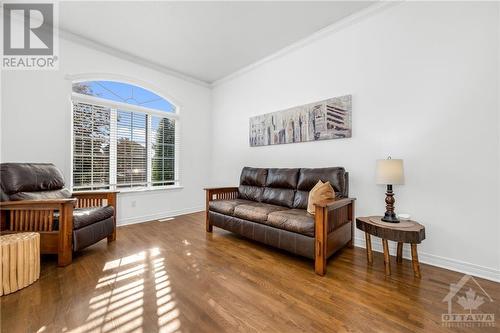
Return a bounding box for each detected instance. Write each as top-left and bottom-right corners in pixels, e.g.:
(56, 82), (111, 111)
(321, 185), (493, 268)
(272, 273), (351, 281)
(307, 180), (335, 215)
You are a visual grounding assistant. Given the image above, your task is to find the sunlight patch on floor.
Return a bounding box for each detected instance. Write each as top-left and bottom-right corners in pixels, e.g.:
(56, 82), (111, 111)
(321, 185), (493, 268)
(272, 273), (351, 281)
(102, 252), (147, 271)
(153, 256), (181, 333)
(65, 248), (181, 333)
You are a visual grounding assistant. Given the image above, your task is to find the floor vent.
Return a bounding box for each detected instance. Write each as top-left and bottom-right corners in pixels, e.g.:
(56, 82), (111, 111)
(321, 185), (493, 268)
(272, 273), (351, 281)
(158, 217), (175, 222)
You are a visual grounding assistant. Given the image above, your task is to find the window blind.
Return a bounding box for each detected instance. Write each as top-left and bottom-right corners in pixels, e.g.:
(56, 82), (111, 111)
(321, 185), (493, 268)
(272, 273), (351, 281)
(116, 110), (147, 188)
(72, 96), (178, 191)
(151, 116), (176, 186)
(72, 102), (111, 190)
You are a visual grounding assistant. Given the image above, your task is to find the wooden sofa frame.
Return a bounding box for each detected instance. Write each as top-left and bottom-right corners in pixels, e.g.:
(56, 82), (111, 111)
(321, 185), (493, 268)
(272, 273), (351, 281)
(0, 191), (117, 266)
(205, 187), (355, 275)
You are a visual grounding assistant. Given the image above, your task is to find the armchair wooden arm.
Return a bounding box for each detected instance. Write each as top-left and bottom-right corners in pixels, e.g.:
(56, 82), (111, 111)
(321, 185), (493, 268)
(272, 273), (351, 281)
(314, 197), (356, 275)
(72, 190), (118, 208)
(204, 186), (239, 232)
(0, 198), (77, 209)
(0, 199), (76, 266)
(72, 190), (118, 241)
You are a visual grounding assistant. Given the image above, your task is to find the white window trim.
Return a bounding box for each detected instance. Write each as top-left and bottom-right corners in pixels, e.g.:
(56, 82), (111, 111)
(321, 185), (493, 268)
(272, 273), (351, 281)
(70, 92), (180, 193)
(71, 92), (179, 120)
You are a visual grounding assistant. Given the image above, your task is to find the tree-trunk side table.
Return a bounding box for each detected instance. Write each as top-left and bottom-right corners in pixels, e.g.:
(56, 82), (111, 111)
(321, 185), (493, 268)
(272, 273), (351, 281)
(1, 232), (40, 295)
(356, 216), (425, 278)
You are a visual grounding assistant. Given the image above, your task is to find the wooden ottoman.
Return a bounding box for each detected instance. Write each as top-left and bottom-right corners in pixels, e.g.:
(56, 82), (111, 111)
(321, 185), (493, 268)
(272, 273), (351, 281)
(1, 232), (40, 296)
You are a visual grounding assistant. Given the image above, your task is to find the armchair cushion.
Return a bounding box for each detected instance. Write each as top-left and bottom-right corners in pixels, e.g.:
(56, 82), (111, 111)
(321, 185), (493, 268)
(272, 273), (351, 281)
(73, 206), (115, 230)
(0, 163), (65, 197)
(9, 188), (72, 201)
(73, 217), (114, 251)
(53, 205), (114, 230)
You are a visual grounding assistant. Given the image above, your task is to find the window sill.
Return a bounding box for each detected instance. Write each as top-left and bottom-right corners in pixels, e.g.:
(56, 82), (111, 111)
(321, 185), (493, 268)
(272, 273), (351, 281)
(117, 185), (184, 195)
(72, 185), (183, 195)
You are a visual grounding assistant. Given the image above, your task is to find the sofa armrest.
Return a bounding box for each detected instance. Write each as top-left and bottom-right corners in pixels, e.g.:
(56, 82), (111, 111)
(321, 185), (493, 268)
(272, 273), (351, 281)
(204, 187), (239, 201)
(314, 197), (355, 276)
(204, 187), (238, 233)
(203, 186), (239, 192)
(314, 197), (355, 211)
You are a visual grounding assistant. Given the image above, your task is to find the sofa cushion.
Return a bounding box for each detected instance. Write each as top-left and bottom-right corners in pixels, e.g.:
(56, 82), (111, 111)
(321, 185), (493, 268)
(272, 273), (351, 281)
(293, 190), (343, 210)
(238, 185), (264, 202)
(297, 167), (345, 194)
(209, 199), (252, 216)
(240, 167), (267, 186)
(233, 202), (287, 223)
(238, 167), (268, 202)
(266, 209), (315, 237)
(73, 206), (115, 230)
(209, 211), (315, 259)
(265, 168), (299, 189)
(262, 188), (295, 208)
(292, 191), (309, 210)
(0, 163), (66, 196)
(259, 168), (299, 207)
(293, 167), (346, 209)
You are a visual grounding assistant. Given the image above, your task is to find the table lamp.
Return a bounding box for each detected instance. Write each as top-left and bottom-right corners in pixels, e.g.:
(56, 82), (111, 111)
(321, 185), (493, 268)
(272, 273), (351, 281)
(376, 157), (404, 223)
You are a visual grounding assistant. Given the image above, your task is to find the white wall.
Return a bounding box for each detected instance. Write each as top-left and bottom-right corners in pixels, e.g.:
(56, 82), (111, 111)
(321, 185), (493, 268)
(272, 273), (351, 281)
(211, 2), (500, 281)
(1, 36), (212, 225)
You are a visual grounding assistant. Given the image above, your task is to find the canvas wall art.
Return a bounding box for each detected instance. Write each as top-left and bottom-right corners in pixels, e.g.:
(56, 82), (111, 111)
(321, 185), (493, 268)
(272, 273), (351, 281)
(249, 94), (352, 147)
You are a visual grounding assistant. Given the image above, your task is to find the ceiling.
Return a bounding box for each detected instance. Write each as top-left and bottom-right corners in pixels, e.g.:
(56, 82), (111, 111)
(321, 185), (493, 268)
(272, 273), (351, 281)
(60, 1), (375, 84)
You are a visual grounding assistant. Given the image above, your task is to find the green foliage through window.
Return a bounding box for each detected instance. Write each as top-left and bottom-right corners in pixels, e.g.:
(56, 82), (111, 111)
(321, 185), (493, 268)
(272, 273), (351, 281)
(72, 82), (177, 190)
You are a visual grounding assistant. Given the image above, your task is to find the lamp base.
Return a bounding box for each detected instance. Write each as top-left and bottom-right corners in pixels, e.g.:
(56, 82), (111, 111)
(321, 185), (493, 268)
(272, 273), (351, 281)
(382, 184), (400, 223)
(381, 212), (400, 223)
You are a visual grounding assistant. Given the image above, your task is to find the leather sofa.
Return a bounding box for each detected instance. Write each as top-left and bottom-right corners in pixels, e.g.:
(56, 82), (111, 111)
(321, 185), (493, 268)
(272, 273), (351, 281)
(205, 167), (355, 275)
(0, 163), (117, 266)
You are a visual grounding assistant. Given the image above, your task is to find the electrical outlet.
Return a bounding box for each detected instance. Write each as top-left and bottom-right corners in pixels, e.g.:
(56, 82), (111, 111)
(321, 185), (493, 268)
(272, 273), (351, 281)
(131, 200), (136, 208)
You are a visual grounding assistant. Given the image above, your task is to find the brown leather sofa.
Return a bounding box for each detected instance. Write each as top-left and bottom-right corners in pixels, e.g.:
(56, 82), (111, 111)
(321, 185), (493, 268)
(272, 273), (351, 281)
(205, 167), (355, 275)
(0, 163), (117, 266)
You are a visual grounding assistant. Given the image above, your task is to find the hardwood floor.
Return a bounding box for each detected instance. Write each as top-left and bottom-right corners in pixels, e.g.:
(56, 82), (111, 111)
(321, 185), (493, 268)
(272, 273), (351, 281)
(1, 211), (499, 333)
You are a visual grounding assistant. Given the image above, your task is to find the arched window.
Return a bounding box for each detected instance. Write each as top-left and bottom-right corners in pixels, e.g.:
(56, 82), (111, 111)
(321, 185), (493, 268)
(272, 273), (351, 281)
(71, 80), (178, 191)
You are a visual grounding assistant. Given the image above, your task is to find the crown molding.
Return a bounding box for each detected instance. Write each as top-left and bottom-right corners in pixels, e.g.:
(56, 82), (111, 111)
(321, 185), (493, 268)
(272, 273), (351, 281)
(53, 2), (400, 89)
(211, 1), (400, 88)
(59, 29), (212, 88)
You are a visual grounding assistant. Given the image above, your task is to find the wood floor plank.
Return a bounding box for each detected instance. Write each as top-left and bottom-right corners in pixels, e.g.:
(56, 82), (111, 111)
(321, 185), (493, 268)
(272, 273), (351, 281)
(1, 211), (499, 333)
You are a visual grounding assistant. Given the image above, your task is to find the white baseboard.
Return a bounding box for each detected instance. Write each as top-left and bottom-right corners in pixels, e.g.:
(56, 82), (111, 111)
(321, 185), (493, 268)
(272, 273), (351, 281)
(354, 236), (500, 283)
(117, 206), (204, 227)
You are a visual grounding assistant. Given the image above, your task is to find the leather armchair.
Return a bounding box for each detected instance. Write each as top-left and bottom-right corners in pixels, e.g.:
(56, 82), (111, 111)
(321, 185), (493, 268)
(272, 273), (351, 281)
(0, 163), (117, 266)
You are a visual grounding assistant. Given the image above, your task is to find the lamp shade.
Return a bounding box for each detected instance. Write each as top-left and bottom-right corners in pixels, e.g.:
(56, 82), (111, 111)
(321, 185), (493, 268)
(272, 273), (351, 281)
(376, 158), (404, 185)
